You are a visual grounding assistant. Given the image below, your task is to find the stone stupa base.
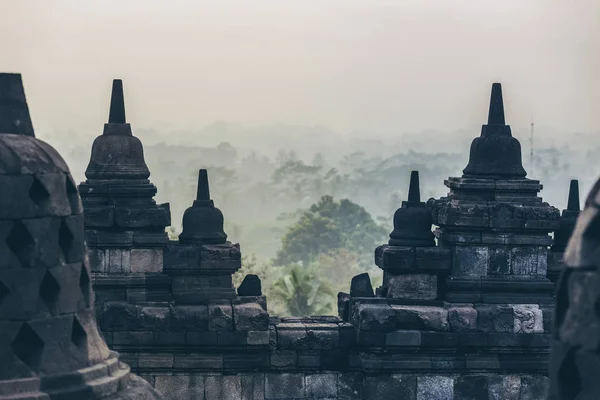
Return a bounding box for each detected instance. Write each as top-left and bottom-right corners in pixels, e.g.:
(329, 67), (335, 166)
(0, 353), (161, 400)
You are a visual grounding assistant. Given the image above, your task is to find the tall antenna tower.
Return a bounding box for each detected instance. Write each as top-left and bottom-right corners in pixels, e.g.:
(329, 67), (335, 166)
(529, 117), (535, 176)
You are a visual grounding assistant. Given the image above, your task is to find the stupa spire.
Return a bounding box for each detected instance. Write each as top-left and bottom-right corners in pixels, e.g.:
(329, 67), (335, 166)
(196, 169), (211, 201)
(407, 170), (420, 203)
(108, 79), (126, 124)
(487, 82), (506, 125)
(0, 73), (34, 136)
(567, 179), (580, 211)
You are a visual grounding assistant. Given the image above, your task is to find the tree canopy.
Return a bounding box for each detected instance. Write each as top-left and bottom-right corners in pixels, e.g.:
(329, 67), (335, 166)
(274, 195), (388, 267)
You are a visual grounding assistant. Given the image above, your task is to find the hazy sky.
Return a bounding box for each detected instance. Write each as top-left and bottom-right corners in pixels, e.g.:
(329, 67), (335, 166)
(1, 0), (598, 136)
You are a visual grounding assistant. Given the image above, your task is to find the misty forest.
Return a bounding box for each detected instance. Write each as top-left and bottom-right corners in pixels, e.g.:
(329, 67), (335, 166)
(39, 122), (597, 317)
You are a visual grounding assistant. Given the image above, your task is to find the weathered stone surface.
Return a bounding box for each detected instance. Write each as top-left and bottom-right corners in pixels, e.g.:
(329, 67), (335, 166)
(391, 305), (450, 332)
(350, 303), (395, 332)
(247, 330), (270, 345)
(387, 274), (437, 300)
(475, 305), (514, 333)
(208, 302), (233, 331)
(447, 306), (478, 332)
(233, 303), (269, 331)
(365, 375), (416, 400)
(205, 375), (241, 400)
(338, 292), (350, 321)
(350, 273), (374, 297)
(130, 248), (163, 273)
(265, 373), (304, 399)
(305, 373), (338, 398)
(154, 375), (204, 400)
(511, 304), (544, 333)
(488, 375), (521, 400)
(238, 274), (262, 296)
(452, 246), (489, 277)
(417, 375), (453, 400)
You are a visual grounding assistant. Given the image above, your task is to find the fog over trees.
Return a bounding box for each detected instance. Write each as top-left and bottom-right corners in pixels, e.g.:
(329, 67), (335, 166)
(39, 122), (597, 315)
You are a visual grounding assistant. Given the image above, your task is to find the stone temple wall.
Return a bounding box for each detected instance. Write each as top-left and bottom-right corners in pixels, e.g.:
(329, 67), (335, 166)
(77, 80), (580, 399)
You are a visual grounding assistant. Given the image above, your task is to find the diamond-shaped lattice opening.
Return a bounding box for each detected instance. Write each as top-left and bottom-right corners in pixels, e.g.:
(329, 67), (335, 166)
(39, 271), (60, 310)
(12, 323), (44, 372)
(65, 175), (80, 211)
(71, 316), (87, 349)
(59, 219), (74, 263)
(28, 176), (50, 208)
(0, 280), (8, 305)
(5, 221), (35, 268)
(79, 263), (91, 307)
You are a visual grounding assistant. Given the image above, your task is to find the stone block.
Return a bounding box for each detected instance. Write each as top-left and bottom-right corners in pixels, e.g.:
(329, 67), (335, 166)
(155, 375), (205, 400)
(356, 330), (386, 346)
(233, 296), (268, 311)
(205, 375), (242, 400)
(321, 349), (349, 370)
(271, 350), (297, 368)
(101, 301), (142, 331)
(489, 246), (511, 275)
(96, 231), (134, 246)
(139, 306), (171, 331)
(113, 331), (153, 345)
(238, 274), (262, 296)
(338, 292), (351, 321)
(208, 302), (234, 331)
(416, 376), (453, 400)
(350, 303), (395, 332)
(227, 351), (267, 370)
(338, 372), (363, 399)
(447, 306), (478, 332)
(415, 247), (452, 271)
(386, 330), (422, 346)
(519, 375), (548, 400)
(452, 245), (489, 277)
(174, 353), (223, 369)
(350, 273), (374, 297)
(387, 274), (437, 300)
(185, 331), (218, 346)
(511, 304), (544, 333)
(475, 304), (514, 333)
(339, 323), (356, 348)
(306, 374), (338, 399)
(241, 373), (265, 400)
(365, 375), (417, 400)
(170, 305), (209, 331)
(154, 331), (186, 346)
(305, 324), (339, 350)
(265, 373), (304, 399)
(510, 247), (544, 275)
(233, 303), (269, 331)
(488, 375), (521, 400)
(391, 305), (449, 331)
(298, 350), (321, 368)
(376, 245), (416, 271)
(247, 330), (270, 345)
(83, 206), (114, 228)
(277, 324), (309, 350)
(138, 353), (174, 369)
(217, 331), (248, 346)
(107, 248), (131, 274)
(131, 248), (163, 273)
(88, 248), (106, 273)
(453, 375), (488, 399)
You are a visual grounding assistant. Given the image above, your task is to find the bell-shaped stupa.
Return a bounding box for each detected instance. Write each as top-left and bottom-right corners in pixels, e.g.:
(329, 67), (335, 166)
(0, 73), (161, 399)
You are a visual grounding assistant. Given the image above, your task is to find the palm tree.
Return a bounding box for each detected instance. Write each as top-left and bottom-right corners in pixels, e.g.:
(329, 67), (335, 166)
(270, 265), (335, 317)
